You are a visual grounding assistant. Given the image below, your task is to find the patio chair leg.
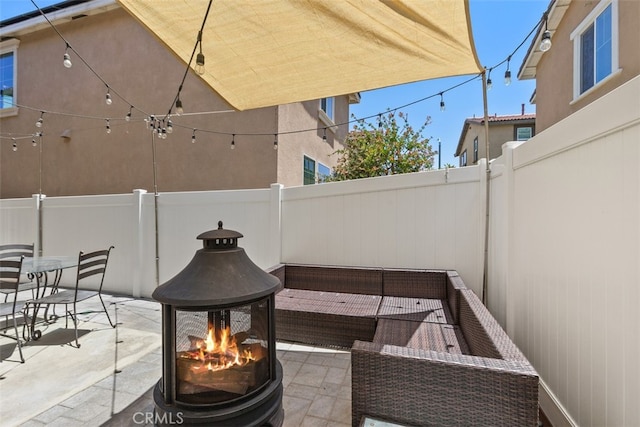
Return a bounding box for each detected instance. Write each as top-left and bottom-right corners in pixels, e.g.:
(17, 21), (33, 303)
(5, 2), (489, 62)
(72, 302), (80, 348)
(99, 294), (115, 328)
(13, 314), (24, 363)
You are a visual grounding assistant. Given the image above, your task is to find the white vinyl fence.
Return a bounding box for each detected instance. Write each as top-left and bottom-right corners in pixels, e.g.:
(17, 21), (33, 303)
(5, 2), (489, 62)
(1, 75), (638, 427)
(488, 76), (640, 427)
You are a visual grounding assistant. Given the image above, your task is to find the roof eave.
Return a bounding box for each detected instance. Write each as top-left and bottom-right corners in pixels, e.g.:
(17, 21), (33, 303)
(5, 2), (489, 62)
(517, 0), (572, 80)
(0, 0), (117, 38)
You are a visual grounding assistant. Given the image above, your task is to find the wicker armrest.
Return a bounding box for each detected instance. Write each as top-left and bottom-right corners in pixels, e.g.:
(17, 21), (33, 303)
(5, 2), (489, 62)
(265, 264), (286, 288)
(351, 340), (539, 427)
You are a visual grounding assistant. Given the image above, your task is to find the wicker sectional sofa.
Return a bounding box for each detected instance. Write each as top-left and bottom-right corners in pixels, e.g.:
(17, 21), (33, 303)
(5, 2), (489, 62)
(267, 263), (539, 427)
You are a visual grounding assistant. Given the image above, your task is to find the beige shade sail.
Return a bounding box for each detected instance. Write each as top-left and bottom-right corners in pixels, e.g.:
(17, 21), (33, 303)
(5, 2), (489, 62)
(117, 0), (482, 111)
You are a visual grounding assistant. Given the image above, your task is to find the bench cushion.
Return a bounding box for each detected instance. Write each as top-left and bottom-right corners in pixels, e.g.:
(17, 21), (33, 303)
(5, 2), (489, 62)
(376, 296), (454, 324)
(373, 318), (469, 354)
(275, 288), (381, 348)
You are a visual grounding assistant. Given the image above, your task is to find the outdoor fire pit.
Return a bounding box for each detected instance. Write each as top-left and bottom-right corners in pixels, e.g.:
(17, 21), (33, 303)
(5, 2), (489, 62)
(152, 221), (283, 426)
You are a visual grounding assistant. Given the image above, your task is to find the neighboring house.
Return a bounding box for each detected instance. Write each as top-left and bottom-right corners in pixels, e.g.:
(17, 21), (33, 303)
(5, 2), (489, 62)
(454, 111), (536, 167)
(519, 0), (640, 132)
(0, 0), (358, 198)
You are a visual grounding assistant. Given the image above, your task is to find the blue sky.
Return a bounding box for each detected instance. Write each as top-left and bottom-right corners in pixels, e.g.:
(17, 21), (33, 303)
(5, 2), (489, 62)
(1, 0), (549, 167)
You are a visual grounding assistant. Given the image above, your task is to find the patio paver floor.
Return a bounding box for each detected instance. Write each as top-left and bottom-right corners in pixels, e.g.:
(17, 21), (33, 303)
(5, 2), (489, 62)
(0, 294), (351, 427)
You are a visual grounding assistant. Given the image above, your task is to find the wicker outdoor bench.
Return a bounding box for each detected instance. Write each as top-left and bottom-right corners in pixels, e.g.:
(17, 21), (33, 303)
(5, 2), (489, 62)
(267, 264), (539, 426)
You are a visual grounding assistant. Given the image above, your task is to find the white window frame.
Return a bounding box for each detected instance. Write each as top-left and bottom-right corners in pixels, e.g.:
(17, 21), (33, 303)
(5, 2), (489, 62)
(516, 126), (533, 141)
(319, 97), (337, 132)
(303, 155), (331, 185)
(0, 38), (20, 118)
(570, 0), (620, 102)
(317, 162), (331, 182)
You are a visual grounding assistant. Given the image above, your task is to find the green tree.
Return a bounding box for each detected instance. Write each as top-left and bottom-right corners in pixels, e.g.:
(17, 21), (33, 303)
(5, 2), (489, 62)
(327, 111), (434, 181)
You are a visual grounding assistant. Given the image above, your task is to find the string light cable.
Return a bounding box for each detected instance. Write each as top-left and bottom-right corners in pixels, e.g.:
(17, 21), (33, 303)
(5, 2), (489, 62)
(8, 1), (549, 150)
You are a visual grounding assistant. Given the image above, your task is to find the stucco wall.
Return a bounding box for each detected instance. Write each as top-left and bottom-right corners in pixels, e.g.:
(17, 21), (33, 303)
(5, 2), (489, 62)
(459, 120), (533, 165)
(276, 98), (348, 187)
(1, 6), (350, 198)
(535, 0), (640, 132)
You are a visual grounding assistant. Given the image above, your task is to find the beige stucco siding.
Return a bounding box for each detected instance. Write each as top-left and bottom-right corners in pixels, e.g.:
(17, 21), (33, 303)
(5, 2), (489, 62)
(1, 7), (348, 198)
(535, 0), (640, 132)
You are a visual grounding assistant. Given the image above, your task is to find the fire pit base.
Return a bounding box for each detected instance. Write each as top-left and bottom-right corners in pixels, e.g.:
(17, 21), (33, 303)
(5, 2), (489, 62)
(153, 360), (284, 426)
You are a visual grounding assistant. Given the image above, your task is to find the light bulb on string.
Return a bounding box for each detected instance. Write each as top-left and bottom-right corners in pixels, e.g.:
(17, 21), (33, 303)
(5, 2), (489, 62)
(125, 106), (132, 122)
(105, 87), (112, 105)
(540, 14), (552, 52)
(175, 98), (184, 115)
(273, 134), (278, 150)
(105, 119), (111, 134)
(231, 134), (235, 149)
(504, 57), (512, 86)
(194, 31), (205, 75)
(32, 134), (37, 146)
(63, 44), (72, 68)
(487, 69), (493, 90)
(36, 112), (44, 128)
(191, 129), (196, 143)
(322, 128), (327, 142)
(439, 93), (445, 112)
(166, 119), (173, 134)
(12, 138), (17, 152)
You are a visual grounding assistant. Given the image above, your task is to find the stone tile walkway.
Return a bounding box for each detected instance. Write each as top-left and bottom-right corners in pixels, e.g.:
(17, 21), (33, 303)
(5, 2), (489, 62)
(1, 294), (352, 427)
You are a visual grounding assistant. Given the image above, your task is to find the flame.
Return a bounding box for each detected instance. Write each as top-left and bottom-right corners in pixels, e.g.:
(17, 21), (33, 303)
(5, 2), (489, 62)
(182, 326), (256, 373)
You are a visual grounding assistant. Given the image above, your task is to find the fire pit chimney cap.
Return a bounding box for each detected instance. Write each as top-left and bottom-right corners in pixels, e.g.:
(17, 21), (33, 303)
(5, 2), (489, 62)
(197, 221), (243, 249)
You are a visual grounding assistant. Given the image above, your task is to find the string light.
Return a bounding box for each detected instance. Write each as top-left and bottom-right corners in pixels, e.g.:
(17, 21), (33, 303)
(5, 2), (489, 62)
(63, 43), (72, 68)
(105, 119), (111, 133)
(273, 134), (278, 150)
(14, 0), (550, 152)
(231, 134), (235, 149)
(191, 129), (196, 143)
(322, 128), (327, 142)
(12, 138), (17, 152)
(105, 87), (112, 105)
(166, 119), (173, 134)
(540, 13), (552, 52)
(195, 31), (205, 75)
(487, 69), (493, 90)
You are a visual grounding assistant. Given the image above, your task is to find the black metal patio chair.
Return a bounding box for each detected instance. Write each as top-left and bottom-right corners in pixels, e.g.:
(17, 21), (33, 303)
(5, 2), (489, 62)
(25, 246), (115, 347)
(0, 244), (36, 302)
(0, 257), (28, 362)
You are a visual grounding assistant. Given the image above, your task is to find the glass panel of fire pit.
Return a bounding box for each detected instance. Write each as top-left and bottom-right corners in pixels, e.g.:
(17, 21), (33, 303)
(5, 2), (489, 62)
(175, 298), (271, 405)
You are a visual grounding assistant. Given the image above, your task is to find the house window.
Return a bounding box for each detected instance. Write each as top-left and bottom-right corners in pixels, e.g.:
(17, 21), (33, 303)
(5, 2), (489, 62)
(303, 156), (331, 185)
(0, 38), (19, 116)
(320, 97), (334, 121)
(571, 0), (618, 98)
(460, 150), (467, 167)
(303, 156), (316, 185)
(317, 163), (331, 182)
(515, 126), (534, 141)
(473, 137), (478, 163)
